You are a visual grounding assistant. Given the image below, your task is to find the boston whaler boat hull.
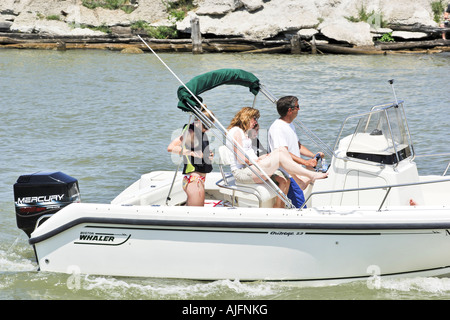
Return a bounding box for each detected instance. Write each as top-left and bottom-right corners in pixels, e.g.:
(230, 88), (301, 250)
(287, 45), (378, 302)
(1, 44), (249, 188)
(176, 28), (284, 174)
(28, 201), (450, 281)
(14, 65), (450, 283)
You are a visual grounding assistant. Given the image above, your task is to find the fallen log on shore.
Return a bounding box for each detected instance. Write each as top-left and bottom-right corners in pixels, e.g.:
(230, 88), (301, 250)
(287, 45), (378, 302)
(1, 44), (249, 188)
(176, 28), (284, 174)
(316, 40), (450, 55)
(315, 43), (385, 55)
(376, 39), (450, 51)
(388, 23), (450, 36)
(240, 45), (290, 54)
(0, 32), (287, 52)
(0, 40), (260, 52)
(1, 32), (449, 54)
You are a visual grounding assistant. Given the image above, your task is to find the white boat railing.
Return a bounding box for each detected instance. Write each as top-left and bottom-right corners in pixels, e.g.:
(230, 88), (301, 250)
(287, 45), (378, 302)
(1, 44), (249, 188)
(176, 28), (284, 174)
(300, 177), (450, 211)
(215, 175), (263, 207)
(413, 153), (450, 176)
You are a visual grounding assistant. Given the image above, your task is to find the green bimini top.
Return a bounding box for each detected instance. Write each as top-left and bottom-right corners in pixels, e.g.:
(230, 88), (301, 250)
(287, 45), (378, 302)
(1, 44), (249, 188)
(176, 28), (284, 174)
(177, 68), (260, 112)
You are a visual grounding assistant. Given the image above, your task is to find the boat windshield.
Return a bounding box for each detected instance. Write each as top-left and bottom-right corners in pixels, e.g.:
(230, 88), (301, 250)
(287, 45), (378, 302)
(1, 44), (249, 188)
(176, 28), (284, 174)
(340, 102), (414, 165)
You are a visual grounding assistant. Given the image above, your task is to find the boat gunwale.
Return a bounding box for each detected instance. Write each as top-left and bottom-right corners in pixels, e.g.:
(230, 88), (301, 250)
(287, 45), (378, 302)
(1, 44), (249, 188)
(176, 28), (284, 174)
(29, 213), (450, 245)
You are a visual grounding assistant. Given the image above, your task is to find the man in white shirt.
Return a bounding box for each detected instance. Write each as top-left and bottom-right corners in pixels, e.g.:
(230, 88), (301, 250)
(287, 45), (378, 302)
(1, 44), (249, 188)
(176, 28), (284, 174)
(268, 96), (324, 207)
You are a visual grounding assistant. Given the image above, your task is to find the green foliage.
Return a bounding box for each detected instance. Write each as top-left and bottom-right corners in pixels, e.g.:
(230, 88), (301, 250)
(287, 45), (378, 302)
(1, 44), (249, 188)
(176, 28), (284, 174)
(147, 25), (178, 39)
(378, 32), (395, 42)
(46, 15), (61, 21)
(37, 13), (62, 21)
(169, 9), (187, 22)
(81, 0), (196, 39)
(129, 1), (196, 39)
(130, 20), (148, 31)
(82, 0), (135, 13)
(346, 5), (372, 22)
(431, 0), (446, 23)
(314, 17), (324, 28)
(164, 0), (195, 13)
(90, 23), (112, 34)
(345, 5), (387, 28)
(162, 0), (195, 23)
(131, 20), (177, 39)
(68, 22), (111, 34)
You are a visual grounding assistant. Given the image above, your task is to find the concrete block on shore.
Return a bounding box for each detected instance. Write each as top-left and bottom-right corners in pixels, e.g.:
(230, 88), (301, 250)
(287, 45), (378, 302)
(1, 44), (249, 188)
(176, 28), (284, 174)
(392, 31), (429, 40)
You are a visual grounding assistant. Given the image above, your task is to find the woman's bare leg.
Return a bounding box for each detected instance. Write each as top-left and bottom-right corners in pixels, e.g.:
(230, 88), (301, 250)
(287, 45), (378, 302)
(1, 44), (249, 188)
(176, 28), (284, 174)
(254, 147), (328, 182)
(184, 174), (206, 206)
(273, 175), (290, 208)
(290, 175), (309, 190)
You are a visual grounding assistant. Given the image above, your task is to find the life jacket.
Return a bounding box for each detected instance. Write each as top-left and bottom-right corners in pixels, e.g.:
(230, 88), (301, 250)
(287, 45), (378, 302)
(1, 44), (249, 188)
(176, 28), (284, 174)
(182, 123), (213, 174)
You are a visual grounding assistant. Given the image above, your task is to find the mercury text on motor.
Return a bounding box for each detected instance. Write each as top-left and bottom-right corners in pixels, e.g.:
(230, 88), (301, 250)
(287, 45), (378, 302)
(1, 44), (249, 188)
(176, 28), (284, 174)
(16, 194), (64, 205)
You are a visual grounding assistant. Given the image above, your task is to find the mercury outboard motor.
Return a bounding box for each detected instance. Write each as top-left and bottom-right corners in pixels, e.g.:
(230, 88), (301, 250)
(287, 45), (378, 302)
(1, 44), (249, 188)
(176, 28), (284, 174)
(13, 171), (80, 237)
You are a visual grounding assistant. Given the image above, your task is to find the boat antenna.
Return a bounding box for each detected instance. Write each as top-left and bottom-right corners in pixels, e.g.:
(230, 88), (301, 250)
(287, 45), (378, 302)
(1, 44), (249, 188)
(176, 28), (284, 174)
(137, 35), (294, 208)
(388, 79), (399, 107)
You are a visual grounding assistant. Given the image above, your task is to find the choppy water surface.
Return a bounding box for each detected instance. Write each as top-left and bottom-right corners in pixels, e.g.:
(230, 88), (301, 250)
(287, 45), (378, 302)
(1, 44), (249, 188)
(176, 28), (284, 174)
(0, 49), (449, 300)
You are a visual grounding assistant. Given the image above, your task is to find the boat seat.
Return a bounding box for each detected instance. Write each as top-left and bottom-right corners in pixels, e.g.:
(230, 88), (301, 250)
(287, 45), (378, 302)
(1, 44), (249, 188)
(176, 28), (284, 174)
(216, 145), (277, 208)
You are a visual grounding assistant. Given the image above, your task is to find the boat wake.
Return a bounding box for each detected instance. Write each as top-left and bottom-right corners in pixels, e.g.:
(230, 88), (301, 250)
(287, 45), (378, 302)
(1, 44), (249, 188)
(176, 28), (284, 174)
(376, 277), (450, 296)
(61, 275), (450, 299)
(2, 247), (450, 300)
(72, 277), (279, 299)
(0, 239), (36, 274)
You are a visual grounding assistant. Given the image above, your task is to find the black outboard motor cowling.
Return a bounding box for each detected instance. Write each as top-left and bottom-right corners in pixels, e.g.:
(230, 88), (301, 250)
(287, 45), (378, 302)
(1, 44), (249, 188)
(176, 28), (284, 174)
(14, 171), (80, 237)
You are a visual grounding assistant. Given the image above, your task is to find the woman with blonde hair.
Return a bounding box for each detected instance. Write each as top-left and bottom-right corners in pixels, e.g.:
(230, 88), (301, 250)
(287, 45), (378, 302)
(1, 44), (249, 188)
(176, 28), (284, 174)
(168, 106), (215, 206)
(226, 107), (327, 207)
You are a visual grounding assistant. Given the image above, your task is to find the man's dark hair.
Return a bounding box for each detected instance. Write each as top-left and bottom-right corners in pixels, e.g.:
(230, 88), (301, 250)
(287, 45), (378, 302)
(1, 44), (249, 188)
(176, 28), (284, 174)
(276, 96), (299, 117)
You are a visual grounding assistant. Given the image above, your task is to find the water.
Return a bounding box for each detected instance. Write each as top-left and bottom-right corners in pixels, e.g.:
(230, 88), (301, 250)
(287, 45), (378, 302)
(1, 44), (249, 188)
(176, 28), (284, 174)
(0, 49), (449, 300)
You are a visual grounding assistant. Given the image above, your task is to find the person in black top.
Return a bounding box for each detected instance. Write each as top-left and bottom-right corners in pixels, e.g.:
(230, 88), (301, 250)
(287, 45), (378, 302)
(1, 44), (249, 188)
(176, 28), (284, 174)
(440, 3), (450, 39)
(168, 106), (215, 206)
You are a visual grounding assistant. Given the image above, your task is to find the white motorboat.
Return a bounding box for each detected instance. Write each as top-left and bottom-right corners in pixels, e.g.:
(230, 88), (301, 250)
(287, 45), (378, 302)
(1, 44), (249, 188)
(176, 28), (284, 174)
(14, 69), (450, 283)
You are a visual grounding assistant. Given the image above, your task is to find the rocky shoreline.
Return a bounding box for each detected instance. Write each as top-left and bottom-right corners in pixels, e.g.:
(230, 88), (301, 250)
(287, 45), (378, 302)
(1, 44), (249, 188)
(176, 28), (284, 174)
(1, 0), (449, 54)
